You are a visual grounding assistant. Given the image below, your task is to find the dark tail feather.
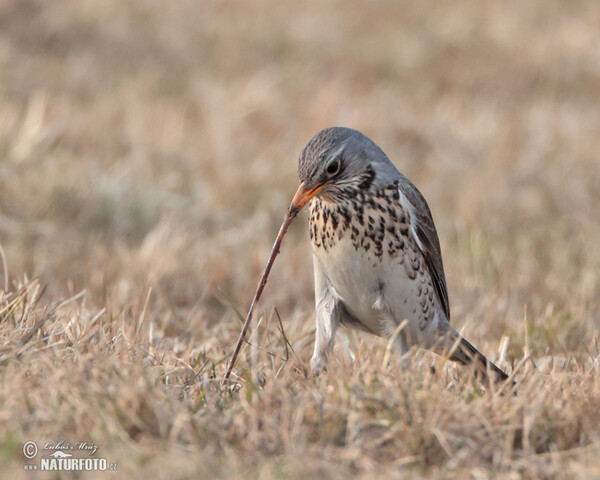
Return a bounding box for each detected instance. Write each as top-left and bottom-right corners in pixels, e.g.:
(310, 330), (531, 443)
(449, 335), (509, 383)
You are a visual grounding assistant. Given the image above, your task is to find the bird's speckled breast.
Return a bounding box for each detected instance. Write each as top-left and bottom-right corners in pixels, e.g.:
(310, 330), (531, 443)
(309, 182), (412, 262)
(309, 182), (437, 336)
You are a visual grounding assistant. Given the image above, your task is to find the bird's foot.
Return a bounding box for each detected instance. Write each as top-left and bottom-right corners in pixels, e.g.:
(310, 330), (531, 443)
(310, 355), (326, 376)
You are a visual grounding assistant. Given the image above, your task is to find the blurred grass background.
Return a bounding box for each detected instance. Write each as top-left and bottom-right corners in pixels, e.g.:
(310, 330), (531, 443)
(1, 0), (599, 478)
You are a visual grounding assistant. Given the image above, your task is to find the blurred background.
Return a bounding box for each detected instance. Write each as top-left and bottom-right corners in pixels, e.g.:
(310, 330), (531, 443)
(1, 0), (598, 356)
(1, 0), (600, 477)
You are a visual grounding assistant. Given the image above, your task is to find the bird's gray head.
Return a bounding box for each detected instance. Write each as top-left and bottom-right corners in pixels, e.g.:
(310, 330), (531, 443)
(292, 127), (394, 211)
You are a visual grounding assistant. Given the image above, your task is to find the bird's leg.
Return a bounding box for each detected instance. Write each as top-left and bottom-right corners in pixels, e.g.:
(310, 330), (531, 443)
(381, 315), (412, 370)
(393, 330), (411, 370)
(311, 257), (342, 374)
(310, 304), (340, 374)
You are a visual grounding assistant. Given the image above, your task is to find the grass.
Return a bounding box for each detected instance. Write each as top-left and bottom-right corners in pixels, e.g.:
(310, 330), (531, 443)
(1, 0), (600, 478)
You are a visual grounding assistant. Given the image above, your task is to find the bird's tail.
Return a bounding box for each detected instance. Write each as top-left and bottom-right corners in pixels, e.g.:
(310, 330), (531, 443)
(447, 331), (509, 383)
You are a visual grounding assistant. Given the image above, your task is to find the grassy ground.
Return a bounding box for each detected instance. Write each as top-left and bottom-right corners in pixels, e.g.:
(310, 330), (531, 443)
(1, 0), (600, 478)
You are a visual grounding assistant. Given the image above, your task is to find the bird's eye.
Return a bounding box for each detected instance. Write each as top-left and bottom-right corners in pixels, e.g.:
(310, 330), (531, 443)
(326, 158), (341, 176)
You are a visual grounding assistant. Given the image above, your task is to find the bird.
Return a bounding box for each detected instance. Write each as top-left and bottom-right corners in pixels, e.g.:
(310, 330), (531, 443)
(290, 126), (508, 383)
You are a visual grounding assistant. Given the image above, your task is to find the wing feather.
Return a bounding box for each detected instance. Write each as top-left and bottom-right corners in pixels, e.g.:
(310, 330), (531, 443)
(398, 180), (451, 321)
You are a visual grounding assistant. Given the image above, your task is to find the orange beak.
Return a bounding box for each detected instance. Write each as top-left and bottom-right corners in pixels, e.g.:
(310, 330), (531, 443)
(290, 181), (327, 213)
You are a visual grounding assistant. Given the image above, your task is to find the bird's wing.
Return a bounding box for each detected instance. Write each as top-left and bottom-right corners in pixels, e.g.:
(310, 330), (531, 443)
(397, 180), (451, 321)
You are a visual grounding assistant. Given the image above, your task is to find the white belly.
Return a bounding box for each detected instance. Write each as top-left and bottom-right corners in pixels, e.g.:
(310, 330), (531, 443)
(313, 235), (424, 339)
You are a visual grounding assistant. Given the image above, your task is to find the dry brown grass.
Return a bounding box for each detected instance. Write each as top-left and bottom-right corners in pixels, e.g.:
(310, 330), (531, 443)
(1, 0), (600, 478)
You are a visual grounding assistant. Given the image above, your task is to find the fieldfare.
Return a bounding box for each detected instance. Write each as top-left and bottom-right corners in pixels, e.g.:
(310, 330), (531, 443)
(290, 127), (508, 382)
